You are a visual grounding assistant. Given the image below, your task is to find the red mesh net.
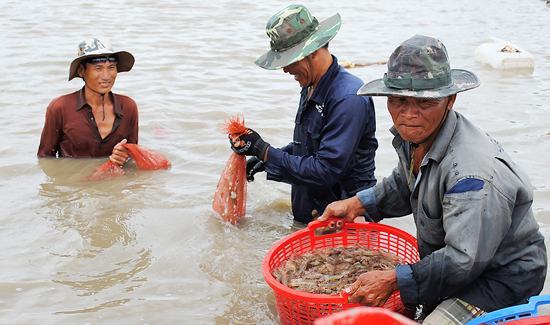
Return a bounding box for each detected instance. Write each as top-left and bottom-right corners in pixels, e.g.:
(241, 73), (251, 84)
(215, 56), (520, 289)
(87, 144), (171, 180)
(123, 143), (171, 170)
(87, 160), (125, 181)
(212, 116), (248, 224)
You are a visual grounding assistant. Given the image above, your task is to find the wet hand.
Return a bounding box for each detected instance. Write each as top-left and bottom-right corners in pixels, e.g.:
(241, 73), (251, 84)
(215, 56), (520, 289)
(109, 139), (129, 166)
(318, 196), (365, 222)
(346, 270), (397, 306)
(246, 157), (265, 181)
(229, 128), (270, 160)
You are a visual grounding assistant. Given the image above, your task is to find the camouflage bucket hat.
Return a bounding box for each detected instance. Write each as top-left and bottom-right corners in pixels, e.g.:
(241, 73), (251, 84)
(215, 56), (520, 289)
(255, 4), (341, 70)
(358, 35), (480, 98)
(68, 38), (135, 81)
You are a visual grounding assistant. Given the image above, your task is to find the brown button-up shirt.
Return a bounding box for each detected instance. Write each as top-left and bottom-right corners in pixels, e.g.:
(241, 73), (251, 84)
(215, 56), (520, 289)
(38, 88), (139, 158)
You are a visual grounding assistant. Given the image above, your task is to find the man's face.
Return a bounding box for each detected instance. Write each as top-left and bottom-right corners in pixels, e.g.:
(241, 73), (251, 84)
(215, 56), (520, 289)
(80, 58), (118, 94)
(387, 95), (455, 144)
(282, 56), (313, 87)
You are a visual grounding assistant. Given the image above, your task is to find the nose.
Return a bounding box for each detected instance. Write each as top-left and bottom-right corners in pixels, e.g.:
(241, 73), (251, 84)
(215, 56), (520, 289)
(397, 99), (422, 116)
(99, 68), (109, 77)
(400, 105), (421, 117)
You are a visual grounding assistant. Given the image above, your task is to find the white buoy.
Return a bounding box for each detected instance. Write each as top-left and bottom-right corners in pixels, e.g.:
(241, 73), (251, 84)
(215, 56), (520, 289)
(475, 38), (535, 70)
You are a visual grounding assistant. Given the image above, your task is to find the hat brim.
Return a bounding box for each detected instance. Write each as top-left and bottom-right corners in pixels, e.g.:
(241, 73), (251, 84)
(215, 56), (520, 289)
(357, 69), (480, 98)
(68, 51), (135, 81)
(255, 13), (341, 70)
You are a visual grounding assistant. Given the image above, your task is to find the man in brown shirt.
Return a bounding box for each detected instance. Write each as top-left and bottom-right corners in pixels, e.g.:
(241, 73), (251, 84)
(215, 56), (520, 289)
(38, 38), (138, 166)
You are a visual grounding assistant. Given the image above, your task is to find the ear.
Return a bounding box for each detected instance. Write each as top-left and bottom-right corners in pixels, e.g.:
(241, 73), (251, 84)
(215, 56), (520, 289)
(77, 64), (86, 79)
(308, 48), (323, 61)
(446, 94), (457, 110)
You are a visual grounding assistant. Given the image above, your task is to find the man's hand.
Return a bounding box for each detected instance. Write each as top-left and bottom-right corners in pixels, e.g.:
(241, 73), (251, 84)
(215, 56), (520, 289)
(246, 157), (265, 181)
(346, 270), (398, 306)
(230, 128), (270, 160)
(109, 139), (129, 166)
(318, 196), (366, 222)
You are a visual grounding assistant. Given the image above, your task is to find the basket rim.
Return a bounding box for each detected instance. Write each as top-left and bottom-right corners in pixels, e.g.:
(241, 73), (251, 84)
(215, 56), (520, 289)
(262, 221), (419, 302)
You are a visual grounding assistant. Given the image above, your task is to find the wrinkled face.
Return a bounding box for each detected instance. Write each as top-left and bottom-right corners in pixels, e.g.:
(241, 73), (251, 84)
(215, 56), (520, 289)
(387, 95), (455, 144)
(79, 57), (118, 94)
(282, 56), (313, 87)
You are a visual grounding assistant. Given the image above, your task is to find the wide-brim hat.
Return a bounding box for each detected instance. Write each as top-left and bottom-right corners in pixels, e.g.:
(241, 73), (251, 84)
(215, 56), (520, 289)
(358, 35), (480, 98)
(255, 5), (341, 70)
(68, 38), (135, 81)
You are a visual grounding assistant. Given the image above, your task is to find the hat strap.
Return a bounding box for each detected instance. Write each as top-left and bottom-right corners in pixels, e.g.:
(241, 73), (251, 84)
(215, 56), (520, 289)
(270, 18), (319, 52)
(384, 73), (451, 91)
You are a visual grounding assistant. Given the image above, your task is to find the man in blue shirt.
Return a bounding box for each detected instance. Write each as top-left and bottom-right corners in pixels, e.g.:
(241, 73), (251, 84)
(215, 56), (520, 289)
(230, 4), (377, 223)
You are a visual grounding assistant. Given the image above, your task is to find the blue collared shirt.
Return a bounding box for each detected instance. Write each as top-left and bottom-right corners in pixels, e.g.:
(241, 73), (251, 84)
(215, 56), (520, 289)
(265, 56), (378, 223)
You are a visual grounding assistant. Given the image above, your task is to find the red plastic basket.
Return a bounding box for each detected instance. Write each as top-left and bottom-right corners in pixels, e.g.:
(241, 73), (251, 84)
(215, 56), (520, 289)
(262, 219), (420, 325)
(314, 307), (419, 325)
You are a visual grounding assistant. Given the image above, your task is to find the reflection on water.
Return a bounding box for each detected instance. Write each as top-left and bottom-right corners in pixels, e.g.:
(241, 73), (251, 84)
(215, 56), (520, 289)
(38, 159), (142, 249)
(37, 158), (152, 313)
(199, 213), (301, 324)
(54, 299), (131, 315)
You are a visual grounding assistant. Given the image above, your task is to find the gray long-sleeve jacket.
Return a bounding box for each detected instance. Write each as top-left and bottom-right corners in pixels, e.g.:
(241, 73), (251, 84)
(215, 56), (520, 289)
(357, 110), (547, 312)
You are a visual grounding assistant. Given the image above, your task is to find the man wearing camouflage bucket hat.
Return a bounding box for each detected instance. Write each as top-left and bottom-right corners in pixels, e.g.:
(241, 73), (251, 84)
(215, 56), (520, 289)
(230, 4), (378, 223)
(38, 38), (138, 166)
(320, 35), (546, 323)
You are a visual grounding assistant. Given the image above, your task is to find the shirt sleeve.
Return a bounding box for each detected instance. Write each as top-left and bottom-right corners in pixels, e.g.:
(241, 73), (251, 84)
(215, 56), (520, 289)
(37, 101), (62, 157)
(402, 177), (513, 307)
(265, 95), (370, 187)
(280, 142), (293, 154)
(127, 100), (139, 144)
(395, 264), (417, 306)
(356, 165), (413, 222)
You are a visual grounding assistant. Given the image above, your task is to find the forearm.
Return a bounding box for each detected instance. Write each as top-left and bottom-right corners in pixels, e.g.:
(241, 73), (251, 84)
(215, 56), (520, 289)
(265, 146), (345, 186)
(357, 166), (412, 221)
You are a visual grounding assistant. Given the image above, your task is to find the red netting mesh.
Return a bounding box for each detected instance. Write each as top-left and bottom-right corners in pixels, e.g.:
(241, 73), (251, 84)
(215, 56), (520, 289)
(212, 116), (248, 224)
(123, 143), (171, 170)
(87, 144), (170, 180)
(87, 160), (125, 181)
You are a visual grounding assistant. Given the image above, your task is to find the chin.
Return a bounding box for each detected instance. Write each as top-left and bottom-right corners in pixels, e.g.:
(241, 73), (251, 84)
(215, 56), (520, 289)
(398, 133), (418, 143)
(297, 79), (308, 87)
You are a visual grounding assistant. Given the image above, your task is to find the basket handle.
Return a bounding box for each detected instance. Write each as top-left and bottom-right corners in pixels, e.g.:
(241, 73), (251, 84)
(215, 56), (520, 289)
(340, 288), (351, 303)
(308, 217), (349, 236)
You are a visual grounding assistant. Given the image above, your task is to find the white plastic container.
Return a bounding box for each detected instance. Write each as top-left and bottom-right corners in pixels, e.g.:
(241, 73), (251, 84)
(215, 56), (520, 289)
(475, 38), (535, 70)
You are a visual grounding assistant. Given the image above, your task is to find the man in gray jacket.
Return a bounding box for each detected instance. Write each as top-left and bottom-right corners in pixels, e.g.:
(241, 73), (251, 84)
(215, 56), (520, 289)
(320, 35), (547, 324)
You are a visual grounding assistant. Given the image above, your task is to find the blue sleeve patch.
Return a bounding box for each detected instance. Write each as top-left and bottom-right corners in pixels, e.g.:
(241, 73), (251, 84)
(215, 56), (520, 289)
(395, 264), (417, 305)
(446, 178), (484, 194)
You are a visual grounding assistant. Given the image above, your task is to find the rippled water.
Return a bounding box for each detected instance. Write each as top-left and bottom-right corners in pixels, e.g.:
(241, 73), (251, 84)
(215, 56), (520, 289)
(0, 0), (549, 323)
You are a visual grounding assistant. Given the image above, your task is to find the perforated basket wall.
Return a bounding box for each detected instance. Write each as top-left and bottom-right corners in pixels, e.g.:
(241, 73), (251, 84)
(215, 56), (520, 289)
(262, 221), (420, 324)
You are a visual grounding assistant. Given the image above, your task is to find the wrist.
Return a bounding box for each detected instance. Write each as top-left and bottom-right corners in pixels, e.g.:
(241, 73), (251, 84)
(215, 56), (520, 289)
(256, 141), (269, 161)
(350, 196), (366, 215)
(261, 144), (269, 161)
(389, 270), (398, 291)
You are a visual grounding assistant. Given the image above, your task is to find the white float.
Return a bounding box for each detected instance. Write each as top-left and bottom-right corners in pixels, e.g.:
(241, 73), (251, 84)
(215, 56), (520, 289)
(475, 38), (535, 70)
